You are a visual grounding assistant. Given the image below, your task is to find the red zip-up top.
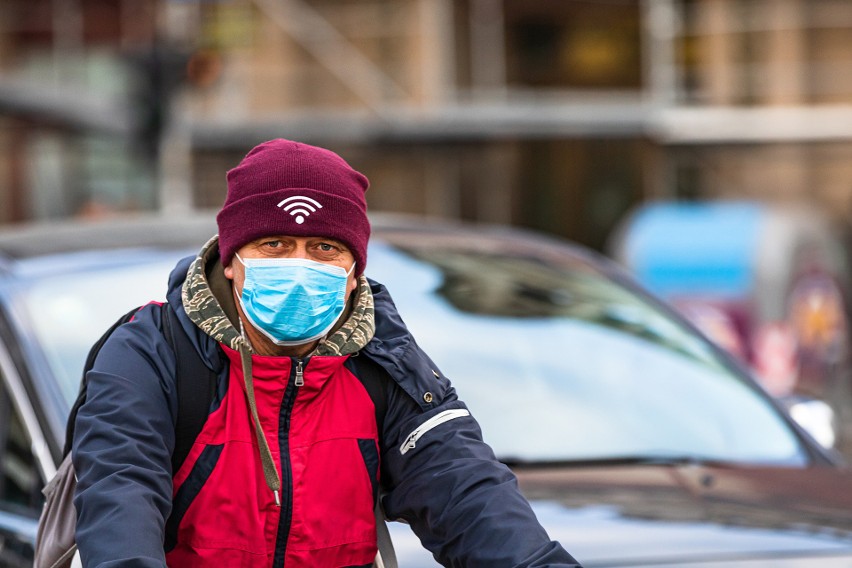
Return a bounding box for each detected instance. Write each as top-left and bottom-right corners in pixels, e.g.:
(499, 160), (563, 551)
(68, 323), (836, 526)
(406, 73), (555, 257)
(165, 346), (379, 567)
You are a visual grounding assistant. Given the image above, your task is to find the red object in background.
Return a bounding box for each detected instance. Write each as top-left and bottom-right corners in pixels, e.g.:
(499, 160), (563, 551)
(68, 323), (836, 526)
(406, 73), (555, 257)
(752, 323), (800, 398)
(788, 273), (849, 396)
(675, 301), (748, 362)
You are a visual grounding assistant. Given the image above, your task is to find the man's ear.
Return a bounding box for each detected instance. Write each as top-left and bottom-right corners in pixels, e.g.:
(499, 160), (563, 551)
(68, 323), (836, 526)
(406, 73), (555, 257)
(224, 263), (234, 280)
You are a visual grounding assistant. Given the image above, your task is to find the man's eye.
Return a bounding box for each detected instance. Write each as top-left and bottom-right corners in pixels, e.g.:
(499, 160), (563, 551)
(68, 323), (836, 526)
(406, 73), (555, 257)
(318, 243), (336, 252)
(263, 240), (282, 248)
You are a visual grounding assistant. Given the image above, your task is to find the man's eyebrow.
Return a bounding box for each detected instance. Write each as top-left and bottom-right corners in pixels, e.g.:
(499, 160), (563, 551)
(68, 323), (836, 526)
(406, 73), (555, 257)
(249, 236), (284, 244)
(312, 237), (349, 248)
(251, 235), (293, 242)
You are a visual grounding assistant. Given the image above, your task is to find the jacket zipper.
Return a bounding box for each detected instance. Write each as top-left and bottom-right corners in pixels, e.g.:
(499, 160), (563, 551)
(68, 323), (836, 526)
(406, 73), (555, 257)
(294, 360), (304, 387)
(272, 357), (304, 568)
(400, 409), (470, 455)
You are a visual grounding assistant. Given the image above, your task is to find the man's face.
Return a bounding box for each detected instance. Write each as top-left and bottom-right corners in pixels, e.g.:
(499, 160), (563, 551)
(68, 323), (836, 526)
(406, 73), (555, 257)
(224, 235), (359, 300)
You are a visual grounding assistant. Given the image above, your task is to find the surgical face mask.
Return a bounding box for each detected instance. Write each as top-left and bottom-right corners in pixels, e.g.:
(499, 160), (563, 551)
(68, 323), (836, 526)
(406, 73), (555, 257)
(235, 254), (354, 346)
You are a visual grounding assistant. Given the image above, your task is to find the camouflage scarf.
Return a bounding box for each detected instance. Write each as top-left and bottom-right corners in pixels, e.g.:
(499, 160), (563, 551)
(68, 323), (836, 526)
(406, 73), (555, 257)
(182, 235), (375, 356)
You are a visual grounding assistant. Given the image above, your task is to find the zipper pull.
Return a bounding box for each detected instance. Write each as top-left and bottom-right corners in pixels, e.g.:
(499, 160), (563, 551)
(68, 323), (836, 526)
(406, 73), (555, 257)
(294, 360), (304, 387)
(401, 430), (419, 453)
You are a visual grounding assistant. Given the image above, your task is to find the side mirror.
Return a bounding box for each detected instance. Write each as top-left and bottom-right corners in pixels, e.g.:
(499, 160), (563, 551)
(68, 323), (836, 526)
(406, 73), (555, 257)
(780, 396), (837, 449)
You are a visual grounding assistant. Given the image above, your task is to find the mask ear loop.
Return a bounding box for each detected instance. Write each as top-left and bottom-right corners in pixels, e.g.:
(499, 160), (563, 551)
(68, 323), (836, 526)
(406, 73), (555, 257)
(237, 317), (253, 350)
(231, 261), (254, 351)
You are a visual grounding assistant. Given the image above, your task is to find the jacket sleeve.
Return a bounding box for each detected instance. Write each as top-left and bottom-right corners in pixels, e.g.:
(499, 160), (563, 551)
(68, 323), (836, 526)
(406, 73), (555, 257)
(368, 326), (579, 568)
(72, 304), (177, 568)
(380, 379), (581, 567)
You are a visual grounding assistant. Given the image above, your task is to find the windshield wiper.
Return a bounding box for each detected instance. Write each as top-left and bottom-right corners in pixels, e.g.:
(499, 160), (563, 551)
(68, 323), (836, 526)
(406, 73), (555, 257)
(500, 455), (734, 469)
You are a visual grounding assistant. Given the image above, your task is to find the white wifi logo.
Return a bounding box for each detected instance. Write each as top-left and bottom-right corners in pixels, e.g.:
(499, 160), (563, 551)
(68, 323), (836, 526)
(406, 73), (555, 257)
(277, 196), (323, 224)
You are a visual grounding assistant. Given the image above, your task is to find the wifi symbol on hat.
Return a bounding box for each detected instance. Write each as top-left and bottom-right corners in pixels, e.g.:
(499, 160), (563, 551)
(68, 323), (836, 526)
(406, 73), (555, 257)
(277, 195), (323, 224)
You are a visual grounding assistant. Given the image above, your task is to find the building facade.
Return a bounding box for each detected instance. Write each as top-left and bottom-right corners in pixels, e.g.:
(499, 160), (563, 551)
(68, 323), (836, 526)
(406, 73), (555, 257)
(0, 0), (850, 250)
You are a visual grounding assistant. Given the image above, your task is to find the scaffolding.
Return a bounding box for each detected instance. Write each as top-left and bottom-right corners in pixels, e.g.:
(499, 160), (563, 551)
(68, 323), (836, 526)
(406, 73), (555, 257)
(0, 0), (851, 225)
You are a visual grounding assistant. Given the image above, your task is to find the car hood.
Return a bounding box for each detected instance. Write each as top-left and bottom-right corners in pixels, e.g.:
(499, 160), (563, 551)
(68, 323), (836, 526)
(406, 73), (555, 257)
(389, 464), (852, 567)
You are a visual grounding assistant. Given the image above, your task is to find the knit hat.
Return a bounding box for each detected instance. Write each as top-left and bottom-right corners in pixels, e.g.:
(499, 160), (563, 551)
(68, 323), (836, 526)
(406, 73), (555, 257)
(217, 139), (371, 276)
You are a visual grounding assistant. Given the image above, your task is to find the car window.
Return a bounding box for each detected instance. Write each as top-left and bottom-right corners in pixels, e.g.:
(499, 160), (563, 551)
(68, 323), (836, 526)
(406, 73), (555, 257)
(0, 382), (42, 511)
(366, 240), (809, 466)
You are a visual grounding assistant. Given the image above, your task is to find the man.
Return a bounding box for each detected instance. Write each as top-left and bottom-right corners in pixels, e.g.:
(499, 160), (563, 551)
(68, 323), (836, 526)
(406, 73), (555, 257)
(72, 139), (581, 567)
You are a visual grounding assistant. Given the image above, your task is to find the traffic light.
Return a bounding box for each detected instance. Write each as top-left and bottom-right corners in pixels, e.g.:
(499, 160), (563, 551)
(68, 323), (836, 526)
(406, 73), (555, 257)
(126, 44), (190, 162)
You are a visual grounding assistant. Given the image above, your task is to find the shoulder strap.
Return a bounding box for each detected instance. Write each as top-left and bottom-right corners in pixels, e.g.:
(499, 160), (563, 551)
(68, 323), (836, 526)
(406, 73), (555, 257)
(345, 354), (398, 568)
(64, 306), (141, 457)
(66, 303), (216, 473)
(161, 305), (217, 473)
(347, 354), (389, 435)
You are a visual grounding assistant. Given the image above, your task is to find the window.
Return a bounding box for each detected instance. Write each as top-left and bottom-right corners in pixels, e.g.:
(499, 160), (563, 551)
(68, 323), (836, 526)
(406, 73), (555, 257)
(504, 0), (643, 89)
(0, 382), (42, 511)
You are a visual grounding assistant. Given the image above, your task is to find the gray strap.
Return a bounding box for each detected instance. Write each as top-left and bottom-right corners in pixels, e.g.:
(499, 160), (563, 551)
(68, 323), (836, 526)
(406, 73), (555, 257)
(374, 498), (398, 568)
(238, 340), (282, 505)
(48, 545), (77, 568)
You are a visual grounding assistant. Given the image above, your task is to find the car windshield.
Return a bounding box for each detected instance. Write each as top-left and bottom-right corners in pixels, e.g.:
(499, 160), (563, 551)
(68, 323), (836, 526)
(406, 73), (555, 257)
(367, 238), (808, 466)
(15, 236), (808, 467)
(18, 255), (180, 406)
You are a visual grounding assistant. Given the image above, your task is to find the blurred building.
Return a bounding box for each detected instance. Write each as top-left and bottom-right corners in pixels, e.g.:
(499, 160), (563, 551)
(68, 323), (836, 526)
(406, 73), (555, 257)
(0, 0), (161, 222)
(660, 0), (852, 221)
(0, 0), (850, 250)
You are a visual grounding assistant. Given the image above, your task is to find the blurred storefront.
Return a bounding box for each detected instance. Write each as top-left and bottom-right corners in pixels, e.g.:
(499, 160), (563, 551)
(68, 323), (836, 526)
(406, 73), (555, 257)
(0, 0), (850, 253)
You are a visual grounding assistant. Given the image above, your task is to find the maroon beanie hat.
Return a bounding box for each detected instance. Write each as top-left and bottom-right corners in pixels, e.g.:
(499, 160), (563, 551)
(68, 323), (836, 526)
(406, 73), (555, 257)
(217, 139), (370, 276)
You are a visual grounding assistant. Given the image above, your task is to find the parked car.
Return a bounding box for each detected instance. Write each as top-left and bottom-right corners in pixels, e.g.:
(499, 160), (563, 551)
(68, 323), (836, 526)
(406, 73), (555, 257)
(1, 212), (852, 567)
(610, 200), (852, 456)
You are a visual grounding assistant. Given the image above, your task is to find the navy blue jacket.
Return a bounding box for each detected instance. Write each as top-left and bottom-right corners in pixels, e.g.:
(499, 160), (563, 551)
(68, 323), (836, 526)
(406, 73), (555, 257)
(73, 257), (581, 567)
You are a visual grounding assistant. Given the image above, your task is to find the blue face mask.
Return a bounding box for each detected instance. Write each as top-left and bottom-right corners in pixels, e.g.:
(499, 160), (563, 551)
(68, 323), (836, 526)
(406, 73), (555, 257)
(235, 254), (355, 346)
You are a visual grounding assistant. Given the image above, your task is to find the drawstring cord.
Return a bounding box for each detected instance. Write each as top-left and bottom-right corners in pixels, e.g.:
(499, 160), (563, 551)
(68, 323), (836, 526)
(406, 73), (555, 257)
(238, 324), (282, 507)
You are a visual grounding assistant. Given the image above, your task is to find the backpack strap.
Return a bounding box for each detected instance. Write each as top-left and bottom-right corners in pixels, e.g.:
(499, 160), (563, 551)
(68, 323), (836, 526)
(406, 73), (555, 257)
(346, 354), (389, 435)
(64, 306), (141, 457)
(65, 303), (217, 475)
(161, 304), (217, 473)
(345, 354), (398, 568)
